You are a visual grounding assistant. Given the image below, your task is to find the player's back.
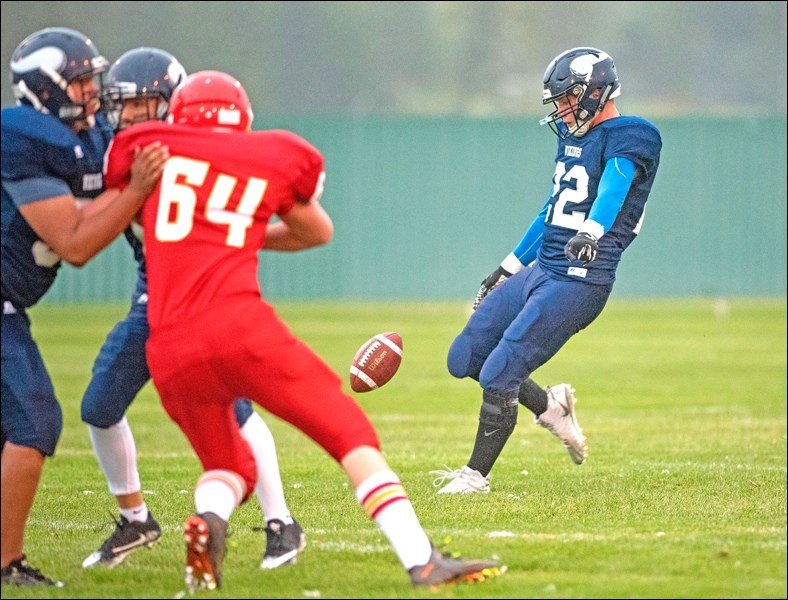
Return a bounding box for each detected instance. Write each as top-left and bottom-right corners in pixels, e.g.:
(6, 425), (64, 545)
(106, 122), (324, 328)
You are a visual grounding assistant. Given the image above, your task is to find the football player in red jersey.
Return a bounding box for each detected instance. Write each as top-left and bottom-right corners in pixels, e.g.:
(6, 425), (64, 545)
(81, 47), (305, 573)
(103, 70), (501, 591)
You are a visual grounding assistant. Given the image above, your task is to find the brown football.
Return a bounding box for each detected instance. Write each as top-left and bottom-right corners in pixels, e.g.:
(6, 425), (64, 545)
(349, 332), (403, 393)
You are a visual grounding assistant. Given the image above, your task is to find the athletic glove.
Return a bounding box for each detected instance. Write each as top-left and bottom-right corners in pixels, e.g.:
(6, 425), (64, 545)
(564, 232), (599, 265)
(473, 266), (512, 310)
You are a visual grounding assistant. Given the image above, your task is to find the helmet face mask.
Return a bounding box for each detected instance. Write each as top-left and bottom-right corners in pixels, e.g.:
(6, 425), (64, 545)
(102, 47), (186, 131)
(107, 95), (165, 131)
(539, 47), (621, 139)
(168, 70), (254, 132)
(10, 27), (108, 125)
(62, 74), (103, 123)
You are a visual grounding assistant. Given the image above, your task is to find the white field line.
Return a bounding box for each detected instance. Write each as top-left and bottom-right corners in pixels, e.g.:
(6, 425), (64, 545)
(26, 518), (786, 550)
(53, 444), (787, 474)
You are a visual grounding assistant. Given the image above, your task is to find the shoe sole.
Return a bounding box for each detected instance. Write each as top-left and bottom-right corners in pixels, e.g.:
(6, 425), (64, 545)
(561, 401), (587, 465)
(544, 388), (587, 465)
(260, 533), (306, 569)
(1, 573), (64, 587)
(548, 419), (587, 465)
(183, 516), (218, 591)
(461, 564), (503, 585)
(81, 530), (161, 569)
(422, 564), (504, 591)
(437, 485), (490, 494)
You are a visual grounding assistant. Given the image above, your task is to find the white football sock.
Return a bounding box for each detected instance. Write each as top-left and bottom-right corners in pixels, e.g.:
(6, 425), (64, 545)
(240, 410), (292, 524)
(87, 417), (142, 496)
(355, 470), (432, 570)
(119, 504), (149, 523)
(194, 470), (245, 522)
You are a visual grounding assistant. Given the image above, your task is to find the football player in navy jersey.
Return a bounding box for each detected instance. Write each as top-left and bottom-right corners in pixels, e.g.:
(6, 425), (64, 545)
(1, 28), (168, 586)
(80, 46), (305, 572)
(434, 47), (662, 494)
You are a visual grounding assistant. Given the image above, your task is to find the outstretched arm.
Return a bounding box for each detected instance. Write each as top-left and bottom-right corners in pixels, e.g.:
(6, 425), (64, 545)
(19, 142), (168, 266)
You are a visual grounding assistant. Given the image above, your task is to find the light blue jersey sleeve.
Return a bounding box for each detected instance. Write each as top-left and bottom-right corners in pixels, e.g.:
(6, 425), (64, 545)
(587, 156), (636, 234)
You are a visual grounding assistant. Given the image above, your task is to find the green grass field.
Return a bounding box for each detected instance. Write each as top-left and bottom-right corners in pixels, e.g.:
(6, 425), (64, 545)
(4, 298), (786, 599)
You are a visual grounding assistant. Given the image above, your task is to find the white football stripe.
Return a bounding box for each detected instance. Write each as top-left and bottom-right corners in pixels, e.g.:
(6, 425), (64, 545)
(376, 334), (402, 356)
(349, 365), (378, 389)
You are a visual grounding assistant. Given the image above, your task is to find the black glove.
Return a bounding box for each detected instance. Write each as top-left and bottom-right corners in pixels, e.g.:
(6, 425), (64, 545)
(473, 266), (512, 310)
(564, 232), (599, 266)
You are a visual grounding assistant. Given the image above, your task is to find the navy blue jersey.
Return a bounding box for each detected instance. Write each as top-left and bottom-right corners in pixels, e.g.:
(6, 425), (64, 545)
(539, 116), (661, 284)
(1, 105), (113, 307)
(123, 227), (146, 269)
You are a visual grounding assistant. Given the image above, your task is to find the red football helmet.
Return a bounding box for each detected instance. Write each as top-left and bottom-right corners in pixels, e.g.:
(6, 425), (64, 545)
(168, 70), (253, 131)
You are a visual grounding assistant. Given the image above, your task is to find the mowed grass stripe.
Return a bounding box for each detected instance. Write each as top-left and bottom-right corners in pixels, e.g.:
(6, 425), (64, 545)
(3, 298), (784, 599)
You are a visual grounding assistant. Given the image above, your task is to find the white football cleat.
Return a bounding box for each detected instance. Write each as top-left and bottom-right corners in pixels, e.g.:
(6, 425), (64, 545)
(536, 384), (588, 464)
(430, 465), (490, 494)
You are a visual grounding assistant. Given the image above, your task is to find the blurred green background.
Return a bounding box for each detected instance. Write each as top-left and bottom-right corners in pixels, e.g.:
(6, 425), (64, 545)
(2, 2), (786, 301)
(3, 1), (786, 117)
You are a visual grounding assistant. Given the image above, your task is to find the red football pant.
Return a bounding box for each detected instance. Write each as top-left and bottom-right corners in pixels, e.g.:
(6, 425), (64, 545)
(147, 297), (380, 499)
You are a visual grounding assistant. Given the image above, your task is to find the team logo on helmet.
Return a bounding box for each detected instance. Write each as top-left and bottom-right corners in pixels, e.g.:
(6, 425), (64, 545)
(569, 54), (598, 82)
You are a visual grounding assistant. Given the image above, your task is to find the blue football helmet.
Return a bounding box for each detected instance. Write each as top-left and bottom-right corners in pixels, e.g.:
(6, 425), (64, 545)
(102, 47), (187, 131)
(10, 27), (108, 123)
(540, 47), (621, 139)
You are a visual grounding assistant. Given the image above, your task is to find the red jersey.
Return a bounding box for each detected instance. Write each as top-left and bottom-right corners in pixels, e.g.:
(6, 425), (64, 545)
(105, 121), (324, 330)
(105, 120), (378, 485)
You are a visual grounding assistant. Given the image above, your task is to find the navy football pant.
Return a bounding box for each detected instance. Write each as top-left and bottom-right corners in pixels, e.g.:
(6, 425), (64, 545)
(80, 282), (254, 429)
(1, 306), (62, 456)
(447, 262), (612, 396)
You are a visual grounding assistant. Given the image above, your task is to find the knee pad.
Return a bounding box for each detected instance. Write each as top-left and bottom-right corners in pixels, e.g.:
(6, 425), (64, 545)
(36, 403), (63, 457)
(447, 332), (475, 379)
(81, 365), (149, 427)
(233, 399), (254, 427)
(81, 393), (128, 428)
(478, 389), (519, 430)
